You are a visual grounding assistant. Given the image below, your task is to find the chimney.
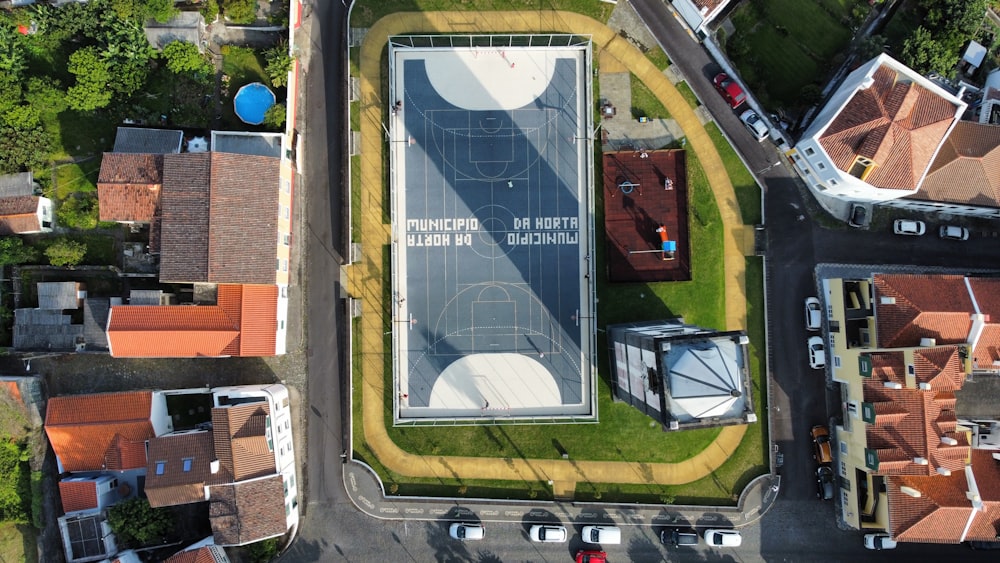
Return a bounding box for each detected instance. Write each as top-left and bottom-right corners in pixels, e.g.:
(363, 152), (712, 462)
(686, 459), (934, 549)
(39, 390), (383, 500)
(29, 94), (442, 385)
(210, 460), (220, 474)
(919, 382), (931, 390)
(913, 457), (929, 465)
(920, 338), (936, 347)
(900, 486), (921, 498)
(881, 296), (896, 305)
(884, 381), (903, 389)
(936, 467), (951, 476)
(941, 436), (958, 446)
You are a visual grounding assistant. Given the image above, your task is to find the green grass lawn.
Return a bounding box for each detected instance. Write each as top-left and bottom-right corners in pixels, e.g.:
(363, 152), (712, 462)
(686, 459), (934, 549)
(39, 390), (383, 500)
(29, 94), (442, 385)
(52, 159), (100, 201)
(350, 0), (613, 27)
(349, 0), (768, 504)
(705, 122), (760, 225)
(221, 46), (277, 130)
(676, 81), (701, 110)
(727, 0), (866, 111)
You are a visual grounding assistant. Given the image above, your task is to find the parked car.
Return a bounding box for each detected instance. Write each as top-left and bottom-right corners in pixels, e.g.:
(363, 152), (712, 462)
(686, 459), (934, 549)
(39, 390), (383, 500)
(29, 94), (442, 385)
(739, 109), (769, 142)
(529, 525), (567, 543)
(661, 528), (698, 547)
(576, 551), (607, 563)
(811, 425), (833, 464)
(848, 204), (867, 228)
(940, 225), (969, 240)
(807, 335), (825, 369)
(449, 523), (484, 541)
(805, 297), (821, 331)
(703, 529), (742, 547)
(712, 73), (746, 109)
(581, 525), (621, 545)
(816, 465), (835, 500)
(864, 533), (897, 550)
(893, 219), (925, 236)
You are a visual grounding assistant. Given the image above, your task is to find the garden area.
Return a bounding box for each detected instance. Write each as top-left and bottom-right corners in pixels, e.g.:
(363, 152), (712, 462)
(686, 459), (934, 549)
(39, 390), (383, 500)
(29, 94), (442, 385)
(0, 385), (43, 563)
(721, 0), (873, 117)
(350, 29), (768, 504)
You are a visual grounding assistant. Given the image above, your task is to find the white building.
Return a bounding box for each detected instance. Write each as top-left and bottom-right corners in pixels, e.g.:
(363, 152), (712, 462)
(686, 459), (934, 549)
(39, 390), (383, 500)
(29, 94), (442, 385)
(789, 54), (966, 204)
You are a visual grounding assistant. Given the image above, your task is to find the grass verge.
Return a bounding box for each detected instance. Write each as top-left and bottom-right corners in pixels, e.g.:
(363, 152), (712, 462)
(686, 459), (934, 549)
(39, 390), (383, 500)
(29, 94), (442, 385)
(704, 122), (760, 225)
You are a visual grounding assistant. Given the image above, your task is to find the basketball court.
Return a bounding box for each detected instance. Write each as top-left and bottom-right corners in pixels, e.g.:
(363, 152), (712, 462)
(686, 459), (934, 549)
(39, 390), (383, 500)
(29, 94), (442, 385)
(602, 149), (691, 283)
(388, 36), (597, 423)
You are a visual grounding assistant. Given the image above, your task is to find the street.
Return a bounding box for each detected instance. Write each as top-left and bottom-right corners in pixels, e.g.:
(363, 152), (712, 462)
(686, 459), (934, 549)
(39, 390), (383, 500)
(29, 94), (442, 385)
(281, 1), (1000, 561)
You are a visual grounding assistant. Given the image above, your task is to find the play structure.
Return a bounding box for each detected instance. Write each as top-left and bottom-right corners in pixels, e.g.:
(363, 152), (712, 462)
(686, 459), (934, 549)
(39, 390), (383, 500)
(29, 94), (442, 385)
(627, 224), (676, 261)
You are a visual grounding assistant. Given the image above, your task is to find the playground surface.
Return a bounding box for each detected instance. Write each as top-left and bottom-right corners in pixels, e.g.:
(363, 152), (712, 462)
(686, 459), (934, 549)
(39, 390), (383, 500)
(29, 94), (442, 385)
(388, 37), (597, 422)
(602, 149), (691, 283)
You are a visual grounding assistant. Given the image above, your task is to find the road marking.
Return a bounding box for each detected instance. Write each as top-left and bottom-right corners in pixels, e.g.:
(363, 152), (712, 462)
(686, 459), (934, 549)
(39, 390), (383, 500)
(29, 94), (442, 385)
(505, 510), (523, 517)
(380, 506), (399, 514)
(481, 510), (499, 516)
(349, 473), (357, 491)
(357, 495), (374, 509)
(405, 508), (424, 514)
(430, 509), (447, 515)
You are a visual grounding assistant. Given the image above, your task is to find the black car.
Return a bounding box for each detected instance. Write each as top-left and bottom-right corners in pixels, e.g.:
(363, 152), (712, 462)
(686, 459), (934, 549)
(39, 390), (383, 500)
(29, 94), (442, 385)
(816, 465), (835, 500)
(660, 528), (698, 547)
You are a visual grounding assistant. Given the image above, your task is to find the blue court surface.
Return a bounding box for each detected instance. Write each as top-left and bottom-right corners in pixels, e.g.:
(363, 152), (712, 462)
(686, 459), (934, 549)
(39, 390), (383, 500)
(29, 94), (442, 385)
(388, 37), (596, 422)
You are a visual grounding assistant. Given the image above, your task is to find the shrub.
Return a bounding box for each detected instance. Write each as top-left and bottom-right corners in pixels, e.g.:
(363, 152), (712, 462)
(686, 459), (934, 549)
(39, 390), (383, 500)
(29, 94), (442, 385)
(0, 237), (39, 266)
(201, 0), (220, 22)
(56, 195), (100, 230)
(264, 41), (294, 88)
(244, 538), (280, 563)
(45, 238), (87, 267)
(162, 40), (213, 76)
(223, 0), (257, 24)
(106, 498), (174, 548)
(264, 104), (286, 129)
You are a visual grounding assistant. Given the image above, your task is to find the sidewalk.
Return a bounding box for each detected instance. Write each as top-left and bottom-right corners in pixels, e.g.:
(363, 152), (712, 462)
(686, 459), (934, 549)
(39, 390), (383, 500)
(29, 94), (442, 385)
(348, 9), (759, 508)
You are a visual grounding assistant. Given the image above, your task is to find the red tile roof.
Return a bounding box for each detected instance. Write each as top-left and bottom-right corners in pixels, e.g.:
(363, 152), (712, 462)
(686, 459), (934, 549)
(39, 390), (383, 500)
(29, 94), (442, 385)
(58, 479), (98, 513)
(968, 449), (1000, 542)
(819, 64), (959, 191)
(874, 274), (973, 347)
(159, 152), (280, 284)
(145, 432), (215, 508)
(0, 196), (41, 234)
(165, 547), (229, 563)
(912, 121), (1000, 207)
(887, 473), (976, 543)
(209, 476), (287, 546)
(862, 351), (969, 476)
(44, 391), (155, 472)
(212, 402), (275, 482)
(106, 285), (277, 357)
(98, 153), (164, 185)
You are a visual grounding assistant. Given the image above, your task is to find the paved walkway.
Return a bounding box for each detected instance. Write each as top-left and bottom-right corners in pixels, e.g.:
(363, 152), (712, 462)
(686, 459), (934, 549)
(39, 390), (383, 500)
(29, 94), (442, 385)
(349, 10), (753, 495)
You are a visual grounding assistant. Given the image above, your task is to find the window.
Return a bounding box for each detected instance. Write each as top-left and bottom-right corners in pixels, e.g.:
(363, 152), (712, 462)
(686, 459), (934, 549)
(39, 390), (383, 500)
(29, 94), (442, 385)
(840, 461), (847, 476)
(283, 206), (290, 219)
(279, 320), (285, 330)
(817, 162), (826, 170)
(834, 356), (841, 368)
(283, 234), (291, 246)
(805, 147), (815, 156)
(282, 179), (291, 194)
(281, 259), (288, 272)
(829, 179), (838, 186)
(848, 402), (858, 418)
(276, 259), (280, 271)
(289, 474), (295, 488)
(840, 441), (849, 454)
(155, 461), (166, 475)
(284, 419), (290, 430)
(182, 458), (192, 472)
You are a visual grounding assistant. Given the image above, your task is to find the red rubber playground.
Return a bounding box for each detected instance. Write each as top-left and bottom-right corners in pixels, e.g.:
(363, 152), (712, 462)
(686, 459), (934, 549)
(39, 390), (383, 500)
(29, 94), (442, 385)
(602, 149), (691, 283)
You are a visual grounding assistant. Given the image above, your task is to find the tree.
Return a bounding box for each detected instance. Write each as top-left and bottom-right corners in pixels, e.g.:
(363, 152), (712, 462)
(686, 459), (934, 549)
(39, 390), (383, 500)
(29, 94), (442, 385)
(0, 238), (39, 266)
(223, 0), (258, 25)
(243, 538), (280, 563)
(144, 0), (180, 23)
(0, 106), (51, 174)
(107, 498), (173, 548)
(66, 47), (112, 111)
(263, 103), (286, 129)
(901, 26), (957, 76)
(856, 35), (887, 62)
(264, 41), (293, 88)
(201, 0), (220, 22)
(161, 40), (212, 76)
(94, 13), (152, 96)
(45, 238), (87, 267)
(56, 195), (99, 230)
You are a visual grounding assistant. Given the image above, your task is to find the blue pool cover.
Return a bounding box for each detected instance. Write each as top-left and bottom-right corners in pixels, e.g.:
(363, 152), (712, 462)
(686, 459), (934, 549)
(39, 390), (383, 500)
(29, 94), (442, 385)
(233, 82), (276, 125)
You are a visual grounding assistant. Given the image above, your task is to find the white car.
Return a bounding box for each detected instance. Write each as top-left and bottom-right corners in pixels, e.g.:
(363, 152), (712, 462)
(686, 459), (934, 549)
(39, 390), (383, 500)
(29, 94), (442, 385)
(449, 523), (484, 541)
(863, 533), (897, 550)
(893, 219), (925, 236)
(804, 297), (821, 331)
(703, 529), (742, 547)
(529, 525), (567, 543)
(808, 336), (825, 369)
(739, 110), (769, 142)
(581, 525), (621, 545)
(939, 225), (969, 240)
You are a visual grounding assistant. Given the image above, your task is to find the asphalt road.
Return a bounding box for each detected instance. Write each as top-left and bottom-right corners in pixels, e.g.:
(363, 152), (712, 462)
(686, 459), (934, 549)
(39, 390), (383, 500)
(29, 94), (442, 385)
(282, 2), (1000, 561)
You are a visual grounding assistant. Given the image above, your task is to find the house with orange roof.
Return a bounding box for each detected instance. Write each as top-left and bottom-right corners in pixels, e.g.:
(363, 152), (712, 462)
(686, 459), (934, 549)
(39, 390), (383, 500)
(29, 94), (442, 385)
(0, 172), (53, 234)
(97, 153), (164, 224)
(789, 54), (966, 204)
(822, 272), (1000, 544)
(164, 538), (230, 563)
(47, 385), (298, 556)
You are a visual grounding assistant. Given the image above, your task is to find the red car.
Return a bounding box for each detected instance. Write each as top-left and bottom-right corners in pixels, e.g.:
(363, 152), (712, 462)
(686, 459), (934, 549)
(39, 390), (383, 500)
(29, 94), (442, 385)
(576, 550), (607, 563)
(713, 73), (746, 109)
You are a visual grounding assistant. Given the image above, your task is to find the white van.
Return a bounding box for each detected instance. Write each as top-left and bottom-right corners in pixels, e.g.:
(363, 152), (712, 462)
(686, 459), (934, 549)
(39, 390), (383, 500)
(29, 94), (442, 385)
(581, 525), (622, 545)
